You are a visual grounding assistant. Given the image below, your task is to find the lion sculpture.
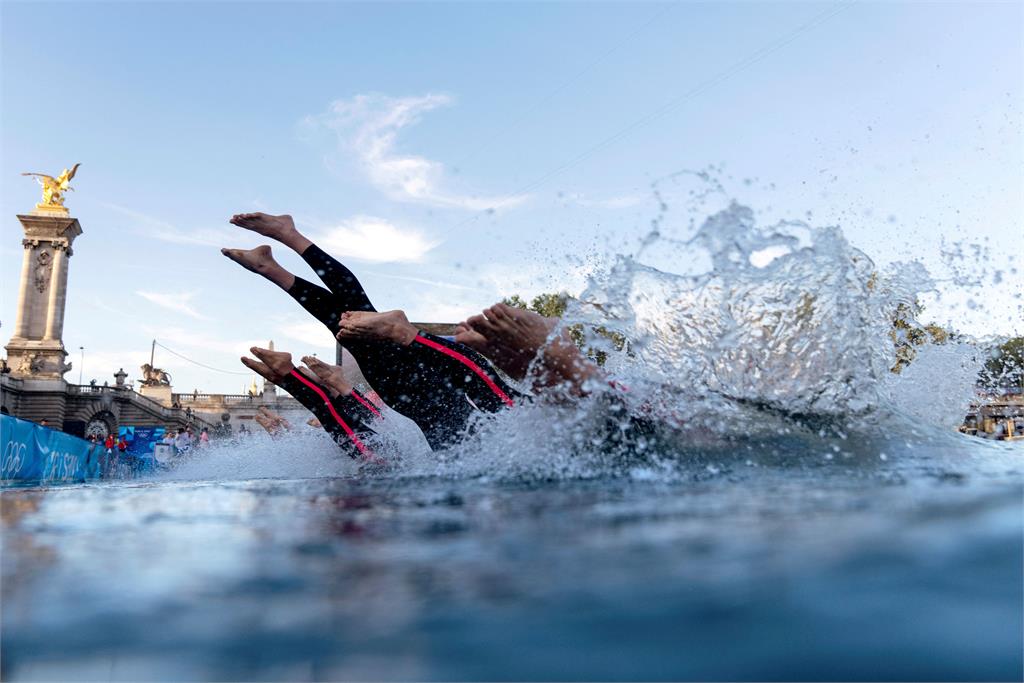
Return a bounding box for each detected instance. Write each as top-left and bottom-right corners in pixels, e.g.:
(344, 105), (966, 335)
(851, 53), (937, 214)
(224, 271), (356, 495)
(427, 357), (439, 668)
(140, 363), (172, 386)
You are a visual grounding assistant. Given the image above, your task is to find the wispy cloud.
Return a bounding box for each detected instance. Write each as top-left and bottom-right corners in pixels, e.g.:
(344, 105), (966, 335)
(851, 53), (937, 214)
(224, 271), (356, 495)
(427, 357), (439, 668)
(146, 326), (266, 358)
(276, 320), (337, 351)
(312, 215), (438, 263)
(358, 269), (486, 292)
(304, 93), (526, 211)
(136, 290), (210, 320)
(100, 202), (236, 247)
(76, 349), (151, 386)
(559, 192), (647, 209)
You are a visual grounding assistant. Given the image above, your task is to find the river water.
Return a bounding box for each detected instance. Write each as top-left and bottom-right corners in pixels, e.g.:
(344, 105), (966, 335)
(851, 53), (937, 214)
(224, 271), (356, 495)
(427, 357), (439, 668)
(2, 196), (1021, 680)
(2, 428), (1021, 681)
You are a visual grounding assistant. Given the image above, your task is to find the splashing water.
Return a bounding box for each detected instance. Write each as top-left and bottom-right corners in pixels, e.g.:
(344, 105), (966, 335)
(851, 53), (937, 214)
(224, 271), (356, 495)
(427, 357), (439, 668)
(4, 186), (1021, 681)
(156, 189), (998, 484)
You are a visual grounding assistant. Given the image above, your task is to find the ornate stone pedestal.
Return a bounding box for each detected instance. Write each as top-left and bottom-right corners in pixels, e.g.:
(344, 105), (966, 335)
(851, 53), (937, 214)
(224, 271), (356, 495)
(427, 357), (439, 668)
(4, 209), (82, 381)
(139, 384), (173, 406)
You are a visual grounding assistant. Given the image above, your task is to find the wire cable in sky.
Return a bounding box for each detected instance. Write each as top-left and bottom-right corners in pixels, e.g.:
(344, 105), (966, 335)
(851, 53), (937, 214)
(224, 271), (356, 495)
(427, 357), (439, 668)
(448, 2), (676, 173)
(439, 1), (855, 240)
(154, 340), (251, 376)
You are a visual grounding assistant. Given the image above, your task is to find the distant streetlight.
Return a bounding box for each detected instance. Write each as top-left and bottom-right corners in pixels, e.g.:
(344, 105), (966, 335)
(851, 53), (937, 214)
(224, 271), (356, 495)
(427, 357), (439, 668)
(78, 346), (84, 385)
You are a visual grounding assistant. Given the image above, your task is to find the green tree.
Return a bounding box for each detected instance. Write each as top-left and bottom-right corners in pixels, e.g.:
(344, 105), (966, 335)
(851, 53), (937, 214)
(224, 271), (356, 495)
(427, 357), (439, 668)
(889, 300), (954, 373)
(980, 337), (1024, 389)
(502, 292), (627, 365)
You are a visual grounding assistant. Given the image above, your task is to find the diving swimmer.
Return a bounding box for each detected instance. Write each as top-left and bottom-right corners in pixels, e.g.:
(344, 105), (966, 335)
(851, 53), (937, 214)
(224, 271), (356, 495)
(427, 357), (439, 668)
(223, 212), (522, 449)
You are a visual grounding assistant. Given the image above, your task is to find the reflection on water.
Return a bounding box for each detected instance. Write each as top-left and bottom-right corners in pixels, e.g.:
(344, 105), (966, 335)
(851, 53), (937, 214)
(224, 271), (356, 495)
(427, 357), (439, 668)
(2, 437), (1021, 681)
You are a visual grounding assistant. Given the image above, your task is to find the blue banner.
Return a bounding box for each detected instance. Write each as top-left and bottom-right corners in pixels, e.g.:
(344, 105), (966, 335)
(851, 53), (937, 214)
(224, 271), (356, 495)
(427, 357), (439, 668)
(1, 414), (109, 483)
(119, 425), (166, 457)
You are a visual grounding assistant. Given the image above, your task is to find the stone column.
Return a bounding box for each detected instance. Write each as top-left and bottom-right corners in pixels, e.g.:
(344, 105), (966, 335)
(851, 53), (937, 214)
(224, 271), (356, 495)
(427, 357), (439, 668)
(4, 211), (82, 380)
(262, 340), (278, 398)
(12, 242), (34, 338)
(44, 243), (68, 340)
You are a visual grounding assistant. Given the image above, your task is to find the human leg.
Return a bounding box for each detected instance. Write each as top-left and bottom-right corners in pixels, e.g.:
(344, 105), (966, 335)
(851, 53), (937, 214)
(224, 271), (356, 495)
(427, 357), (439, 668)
(223, 218), (512, 446)
(336, 310), (419, 346)
(241, 347), (378, 461)
(229, 213), (312, 254)
(221, 246), (295, 291)
(464, 303), (602, 396)
(229, 212), (374, 312)
(335, 310), (522, 413)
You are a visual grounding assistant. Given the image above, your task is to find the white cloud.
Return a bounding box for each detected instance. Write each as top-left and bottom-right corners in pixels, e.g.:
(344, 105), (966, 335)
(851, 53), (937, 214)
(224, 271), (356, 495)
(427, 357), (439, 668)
(148, 327), (261, 356)
(276, 320), (337, 351)
(312, 215), (438, 263)
(136, 290), (210, 320)
(406, 293), (484, 325)
(74, 349), (151, 386)
(100, 202), (237, 247)
(305, 93), (527, 211)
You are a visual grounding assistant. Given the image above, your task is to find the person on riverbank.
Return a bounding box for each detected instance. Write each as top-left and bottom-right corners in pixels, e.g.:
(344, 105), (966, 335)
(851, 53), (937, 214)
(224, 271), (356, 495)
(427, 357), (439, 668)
(174, 428), (192, 453)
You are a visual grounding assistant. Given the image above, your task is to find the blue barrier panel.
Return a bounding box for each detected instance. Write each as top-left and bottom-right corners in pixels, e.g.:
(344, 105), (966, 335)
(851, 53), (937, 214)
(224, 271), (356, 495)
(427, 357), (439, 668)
(1, 414), (108, 484)
(120, 425), (164, 456)
(117, 425), (163, 474)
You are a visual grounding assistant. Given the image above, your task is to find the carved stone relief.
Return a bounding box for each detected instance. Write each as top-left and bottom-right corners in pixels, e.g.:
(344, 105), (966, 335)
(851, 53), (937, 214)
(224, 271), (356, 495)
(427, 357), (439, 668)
(34, 250), (52, 293)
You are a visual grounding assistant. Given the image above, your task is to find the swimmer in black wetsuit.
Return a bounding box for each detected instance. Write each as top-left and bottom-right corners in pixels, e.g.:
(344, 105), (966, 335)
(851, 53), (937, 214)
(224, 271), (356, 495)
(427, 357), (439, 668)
(222, 213), (523, 449)
(241, 345), (383, 462)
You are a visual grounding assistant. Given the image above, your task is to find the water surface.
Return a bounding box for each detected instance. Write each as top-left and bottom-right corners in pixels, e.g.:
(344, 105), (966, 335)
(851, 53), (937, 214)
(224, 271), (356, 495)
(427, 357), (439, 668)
(2, 433), (1020, 681)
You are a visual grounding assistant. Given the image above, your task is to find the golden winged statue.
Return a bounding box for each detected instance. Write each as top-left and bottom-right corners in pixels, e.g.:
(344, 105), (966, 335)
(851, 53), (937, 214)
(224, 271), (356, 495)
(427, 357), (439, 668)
(22, 163), (81, 208)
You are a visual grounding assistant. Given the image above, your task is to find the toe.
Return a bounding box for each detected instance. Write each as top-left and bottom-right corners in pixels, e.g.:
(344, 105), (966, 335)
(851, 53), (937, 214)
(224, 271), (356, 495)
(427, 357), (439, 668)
(494, 302), (515, 317)
(467, 314), (495, 334)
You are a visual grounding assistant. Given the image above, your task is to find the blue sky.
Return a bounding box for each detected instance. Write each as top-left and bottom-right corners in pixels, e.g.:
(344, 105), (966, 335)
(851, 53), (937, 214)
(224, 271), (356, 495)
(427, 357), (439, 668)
(2, 1), (1021, 393)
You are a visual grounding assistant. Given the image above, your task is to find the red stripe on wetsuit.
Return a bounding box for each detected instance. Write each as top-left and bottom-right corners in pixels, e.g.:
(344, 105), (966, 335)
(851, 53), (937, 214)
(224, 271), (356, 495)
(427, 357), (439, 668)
(289, 370), (374, 461)
(412, 334), (515, 408)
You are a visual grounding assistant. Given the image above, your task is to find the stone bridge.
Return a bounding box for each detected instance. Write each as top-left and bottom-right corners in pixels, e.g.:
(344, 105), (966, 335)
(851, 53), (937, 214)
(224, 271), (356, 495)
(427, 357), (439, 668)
(0, 374), (214, 439)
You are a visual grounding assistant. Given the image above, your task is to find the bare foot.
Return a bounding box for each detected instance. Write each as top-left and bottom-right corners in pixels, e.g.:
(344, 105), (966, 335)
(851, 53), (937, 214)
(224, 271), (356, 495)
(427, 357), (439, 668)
(336, 310), (418, 346)
(464, 303), (557, 380)
(453, 322), (487, 349)
(229, 212), (312, 254)
(221, 245), (276, 275)
(452, 321), (511, 368)
(221, 245), (295, 290)
(241, 356), (277, 381)
(229, 212), (297, 240)
(257, 406), (292, 432)
(301, 355), (353, 396)
(254, 412), (284, 436)
(458, 315), (526, 379)
(248, 346), (294, 380)
(468, 303), (599, 394)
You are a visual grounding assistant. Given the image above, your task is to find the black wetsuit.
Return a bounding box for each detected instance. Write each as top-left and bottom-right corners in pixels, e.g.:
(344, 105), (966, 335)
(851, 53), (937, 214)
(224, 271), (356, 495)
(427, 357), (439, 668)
(285, 245), (522, 448)
(275, 369), (381, 460)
